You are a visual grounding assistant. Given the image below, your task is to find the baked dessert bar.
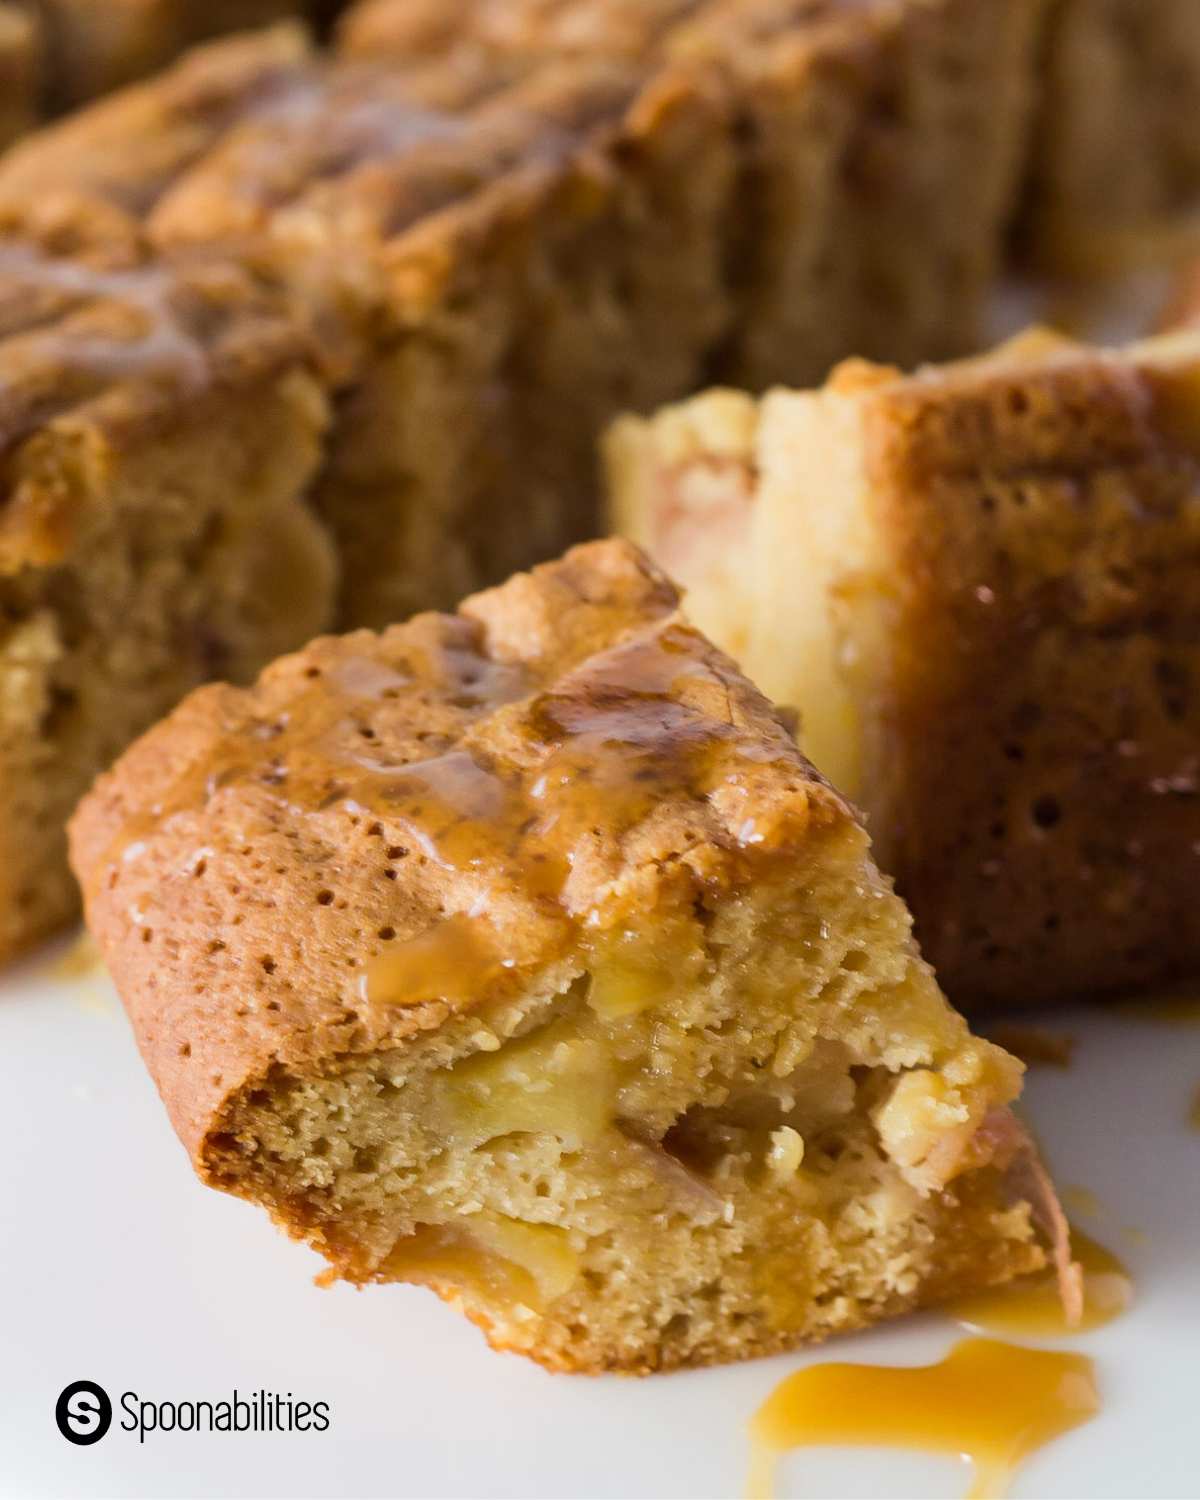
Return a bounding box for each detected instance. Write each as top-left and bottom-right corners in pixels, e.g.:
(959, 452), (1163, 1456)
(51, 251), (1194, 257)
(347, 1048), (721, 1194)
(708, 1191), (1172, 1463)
(0, 3), (41, 150)
(338, 0), (1044, 389)
(607, 330), (1200, 1007)
(1027, 0), (1200, 273)
(1, 0), (1041, 628)
(70, 539), (1064, 1373)
(0, 245), (336, 960)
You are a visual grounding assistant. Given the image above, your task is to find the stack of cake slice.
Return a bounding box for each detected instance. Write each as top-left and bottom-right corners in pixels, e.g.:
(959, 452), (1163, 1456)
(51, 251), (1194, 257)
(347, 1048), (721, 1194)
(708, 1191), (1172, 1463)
(0, 0), (1045, 624)
(0, 0), (1047, 957)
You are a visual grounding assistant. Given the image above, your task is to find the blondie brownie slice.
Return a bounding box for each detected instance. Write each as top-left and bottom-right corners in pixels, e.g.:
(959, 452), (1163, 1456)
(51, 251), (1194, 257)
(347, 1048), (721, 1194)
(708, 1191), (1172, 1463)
(4, 1), (1041, 629)
(607, 330), (1200, 1007)
(146, 46), (738, 622)
(71, 539), (1062, 1373)
(0, 245), (335, 959)
(340, 0), (1045, 386)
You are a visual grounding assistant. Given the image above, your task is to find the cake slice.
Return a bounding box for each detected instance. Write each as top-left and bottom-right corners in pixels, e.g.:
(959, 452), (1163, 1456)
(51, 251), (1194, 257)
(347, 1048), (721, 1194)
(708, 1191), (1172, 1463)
(70, 539), (1061, 1374)
(339, 0), (1044, 388)
(4, 1), (1040, 629)
(145, 44), (739, 623)
(0, 244), (336, 960)
(1027, 0), (1200, 274)
(607, 330), (1200, 1008)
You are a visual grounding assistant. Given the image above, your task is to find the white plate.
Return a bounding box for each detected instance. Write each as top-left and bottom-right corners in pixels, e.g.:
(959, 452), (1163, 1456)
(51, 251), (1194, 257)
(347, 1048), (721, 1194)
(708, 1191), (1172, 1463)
(0, 935), (1196, 1500)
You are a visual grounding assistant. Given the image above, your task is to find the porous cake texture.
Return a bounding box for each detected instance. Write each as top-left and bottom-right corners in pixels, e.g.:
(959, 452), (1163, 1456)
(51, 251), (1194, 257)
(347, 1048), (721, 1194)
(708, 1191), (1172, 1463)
(607, 330), (1200, 1007)
(71, 540), (1060, 1373)
(0, 245), (336, 959)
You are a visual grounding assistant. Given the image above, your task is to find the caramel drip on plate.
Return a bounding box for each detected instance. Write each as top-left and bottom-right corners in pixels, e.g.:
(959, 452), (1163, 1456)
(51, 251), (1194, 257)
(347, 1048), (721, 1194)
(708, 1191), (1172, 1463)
(950, 1226), (1131, 1337)
(746, 1337), (1099, 1500)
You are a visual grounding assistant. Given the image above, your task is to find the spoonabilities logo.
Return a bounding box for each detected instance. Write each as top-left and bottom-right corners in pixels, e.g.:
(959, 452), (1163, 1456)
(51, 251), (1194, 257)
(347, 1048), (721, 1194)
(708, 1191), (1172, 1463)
(56, 1381), (112, 1445)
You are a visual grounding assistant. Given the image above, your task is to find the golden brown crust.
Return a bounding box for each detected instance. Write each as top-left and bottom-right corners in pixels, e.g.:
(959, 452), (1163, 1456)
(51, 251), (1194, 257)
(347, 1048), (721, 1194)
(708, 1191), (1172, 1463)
(0, 24), (315, 242)
(860, 333), (1200, 1002)
(0, 244), (318, 567)
(70, 539), (843, 1166)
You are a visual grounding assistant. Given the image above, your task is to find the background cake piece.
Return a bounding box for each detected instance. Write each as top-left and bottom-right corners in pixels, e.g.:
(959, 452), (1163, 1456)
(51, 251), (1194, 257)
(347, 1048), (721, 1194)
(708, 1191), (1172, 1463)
(70, 539), (1053, 1374)
(0, 3), (41, 151)
(1027, 0), (1200, 274)
(3, 0), (1041, 630)
(607, 330), (1200, 1008)
(0, 246), (336, 960)
(661, 0), (1044, 388)
(340, 0), (1046, 387)
(180, 0), (1044, 618)
(0, 24), (316, 254)
(37, 29), (738, 623)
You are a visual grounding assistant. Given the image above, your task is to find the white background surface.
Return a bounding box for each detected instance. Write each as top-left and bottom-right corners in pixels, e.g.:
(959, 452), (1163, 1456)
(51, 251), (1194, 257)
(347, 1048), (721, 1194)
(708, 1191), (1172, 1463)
(0, 935), (1196, 1500)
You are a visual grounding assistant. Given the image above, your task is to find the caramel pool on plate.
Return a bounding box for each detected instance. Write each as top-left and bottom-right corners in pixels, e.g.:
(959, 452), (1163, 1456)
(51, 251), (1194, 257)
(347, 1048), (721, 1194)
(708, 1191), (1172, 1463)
(950, 1227), (1132, 1337)
(747, 1336), (1100, 1500)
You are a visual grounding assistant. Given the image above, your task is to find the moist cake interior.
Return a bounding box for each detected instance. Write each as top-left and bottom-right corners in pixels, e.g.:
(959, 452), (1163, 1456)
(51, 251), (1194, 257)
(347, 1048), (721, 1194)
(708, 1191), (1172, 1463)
(213, 839), (1040, 1373)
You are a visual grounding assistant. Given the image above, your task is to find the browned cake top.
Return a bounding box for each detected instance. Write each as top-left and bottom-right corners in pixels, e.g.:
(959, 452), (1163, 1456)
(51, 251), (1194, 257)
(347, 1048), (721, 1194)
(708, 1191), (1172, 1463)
(0, 243), (314, 569)
(0, 0), (904, 272)
(0, 25), (315, 232)
(70, 540), (846, 1159)
(146, 57), (646, 256)
(339, 0), (882, 67)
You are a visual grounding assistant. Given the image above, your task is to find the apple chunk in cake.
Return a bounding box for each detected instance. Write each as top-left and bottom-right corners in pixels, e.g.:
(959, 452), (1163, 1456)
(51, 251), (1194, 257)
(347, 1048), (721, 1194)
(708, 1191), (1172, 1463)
(70, 540), (1056, 1373)
(607, 330), (1200, 1008)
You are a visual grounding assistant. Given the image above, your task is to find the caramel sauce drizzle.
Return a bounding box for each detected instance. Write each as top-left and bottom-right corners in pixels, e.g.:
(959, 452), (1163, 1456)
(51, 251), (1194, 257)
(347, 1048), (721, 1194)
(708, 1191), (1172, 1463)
(0, 244), (209, 393)
(102, 618), (797, 1012)
(747, 1337), (1100, 1500)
